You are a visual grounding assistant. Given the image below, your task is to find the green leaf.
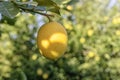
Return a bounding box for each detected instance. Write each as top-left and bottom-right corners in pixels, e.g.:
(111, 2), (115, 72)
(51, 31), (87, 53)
(19, 70), (27, 80)
(34, 0), (60, 15)
(35, 6), (46, 11)
(0, 2), (20, 18)
(67, 0), (79, 5)
(46, 6), (60, 15)
(14, 1), (38, 6)
(52, 0), (71, 5)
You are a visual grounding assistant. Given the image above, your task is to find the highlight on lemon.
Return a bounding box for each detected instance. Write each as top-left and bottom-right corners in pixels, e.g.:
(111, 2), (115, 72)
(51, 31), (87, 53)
(37, 21), (68, 60)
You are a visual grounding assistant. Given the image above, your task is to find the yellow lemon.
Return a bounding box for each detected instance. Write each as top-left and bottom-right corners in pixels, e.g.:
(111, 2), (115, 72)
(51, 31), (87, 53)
(112, 17), (120, 25)
(88, 51), (95, 58)
(31, 54), (38, 60)
(95, 56), (100, 61)
(115, 30), (120, 36)
(42, 73), (49, 79)
(79, 37), (86, 44)
(37, 22), (68, 60)
(87, 29), (94, 37)
(64, 23), (73, 30)
(66, 5), (73, 11)
(37, 68), (43, 76)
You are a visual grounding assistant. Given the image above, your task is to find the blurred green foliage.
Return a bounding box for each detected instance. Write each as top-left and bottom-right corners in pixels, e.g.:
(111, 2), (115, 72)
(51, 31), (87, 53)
(0, 0), (120, 80)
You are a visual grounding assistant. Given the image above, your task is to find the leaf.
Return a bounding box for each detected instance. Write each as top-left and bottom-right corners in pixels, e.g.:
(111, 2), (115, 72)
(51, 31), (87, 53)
(67, 0), (79, 5)
(14, 1), (38, 6)
(35, 6), (46, 11)
(0, 2), (20, 18)
(34, 0), (60, 15)
(51, 0), (71, 5)
(48, 7), (60, 15)
(20, 70), (27, 80)
(46, 6), (60, 15)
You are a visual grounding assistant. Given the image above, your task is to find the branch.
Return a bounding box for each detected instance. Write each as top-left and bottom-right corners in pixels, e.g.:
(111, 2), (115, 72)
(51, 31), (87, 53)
(12, 1), (54, 18)
(0, 0), (4, 2)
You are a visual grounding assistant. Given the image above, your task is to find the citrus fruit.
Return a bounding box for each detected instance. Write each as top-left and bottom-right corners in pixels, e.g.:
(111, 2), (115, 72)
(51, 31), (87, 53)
(37, 21), (68, 60)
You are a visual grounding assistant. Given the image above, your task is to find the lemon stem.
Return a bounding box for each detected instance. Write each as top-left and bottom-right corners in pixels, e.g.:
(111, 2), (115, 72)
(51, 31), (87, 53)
(46, 16), (53, 22)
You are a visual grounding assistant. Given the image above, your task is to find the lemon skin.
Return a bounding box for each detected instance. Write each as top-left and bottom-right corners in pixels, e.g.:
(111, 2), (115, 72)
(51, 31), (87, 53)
(37, 22), (68, 60)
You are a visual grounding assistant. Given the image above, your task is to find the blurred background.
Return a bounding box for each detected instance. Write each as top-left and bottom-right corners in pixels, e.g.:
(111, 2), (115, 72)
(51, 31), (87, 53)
(0, 0), (120, 80)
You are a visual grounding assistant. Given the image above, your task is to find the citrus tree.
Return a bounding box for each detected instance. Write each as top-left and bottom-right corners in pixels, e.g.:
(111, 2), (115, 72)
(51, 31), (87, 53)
(1, 0), (120, 80)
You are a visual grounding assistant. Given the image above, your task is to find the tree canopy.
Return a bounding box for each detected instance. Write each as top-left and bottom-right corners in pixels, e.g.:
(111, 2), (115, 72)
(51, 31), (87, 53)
(0, 0), (120, 80)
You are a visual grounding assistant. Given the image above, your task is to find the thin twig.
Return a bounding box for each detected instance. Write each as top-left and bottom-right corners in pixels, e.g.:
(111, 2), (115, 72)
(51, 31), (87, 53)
(12, 0), (54, 17)
(0, 0), (4, 2)
(18, 6), (54, 21)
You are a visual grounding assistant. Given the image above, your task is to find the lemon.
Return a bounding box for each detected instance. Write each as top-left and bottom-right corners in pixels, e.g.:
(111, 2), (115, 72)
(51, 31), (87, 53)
(66, 5), (73, 11)
(37, 22), (68, 60)
(42, 73), (49, 79)
(79, 37), (86, 44)
(88, 51), (95, 58)
(115, 30), (120, 36)
(37, 68), (43, 75)
(87, 29), (94, 37)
